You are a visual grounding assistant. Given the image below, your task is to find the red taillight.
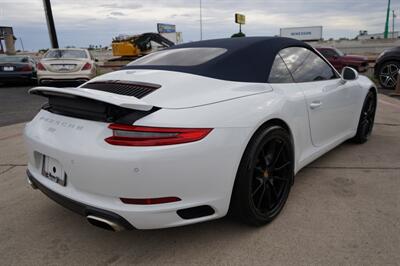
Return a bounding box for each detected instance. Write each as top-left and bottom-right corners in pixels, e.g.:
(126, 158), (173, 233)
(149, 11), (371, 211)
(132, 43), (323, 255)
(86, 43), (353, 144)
(37, 62), (46, 71)
(21, 65), (32, 71)
(105, 124), (212, 146)
(120, 197), (181, 205)
(81, 62), (92, 70)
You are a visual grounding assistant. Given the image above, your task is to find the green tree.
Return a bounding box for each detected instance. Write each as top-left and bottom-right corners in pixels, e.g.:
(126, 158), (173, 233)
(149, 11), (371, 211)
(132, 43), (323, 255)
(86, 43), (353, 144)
(231, 32), (246, 38)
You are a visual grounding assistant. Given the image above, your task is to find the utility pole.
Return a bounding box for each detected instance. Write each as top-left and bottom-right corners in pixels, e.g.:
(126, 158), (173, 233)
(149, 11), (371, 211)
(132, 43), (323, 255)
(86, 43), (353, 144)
(384, 0), (391, 38)
(393, 9), (396, 38)
(43, 0), (59, 48)
(199, 0), (203, 40)
(19, 37), (25, 52)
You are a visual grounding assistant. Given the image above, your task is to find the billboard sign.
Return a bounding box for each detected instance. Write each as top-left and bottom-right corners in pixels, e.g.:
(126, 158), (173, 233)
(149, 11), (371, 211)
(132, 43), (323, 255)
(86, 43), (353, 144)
(235, 13), (245, 24)
(280, 26), (323, 41)
(157, 23), (176, 33)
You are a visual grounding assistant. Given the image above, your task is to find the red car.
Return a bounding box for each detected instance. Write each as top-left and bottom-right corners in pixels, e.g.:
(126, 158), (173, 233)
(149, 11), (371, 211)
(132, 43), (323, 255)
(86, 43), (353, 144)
(315, 47), (369, 73)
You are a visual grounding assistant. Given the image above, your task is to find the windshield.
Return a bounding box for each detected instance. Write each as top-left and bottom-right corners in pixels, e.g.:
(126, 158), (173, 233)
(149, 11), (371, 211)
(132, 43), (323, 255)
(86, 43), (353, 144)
(333, 48), (345, 57)
(44, 50), (88, 59)
(128, 47), (227, 66)
(0, 56), (28, 63)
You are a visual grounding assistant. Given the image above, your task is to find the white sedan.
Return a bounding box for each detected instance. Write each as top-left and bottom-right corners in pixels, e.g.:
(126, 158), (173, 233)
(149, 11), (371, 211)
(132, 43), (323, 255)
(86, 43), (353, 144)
(24, 37), (377, 231)
(37, 48), (97, 85)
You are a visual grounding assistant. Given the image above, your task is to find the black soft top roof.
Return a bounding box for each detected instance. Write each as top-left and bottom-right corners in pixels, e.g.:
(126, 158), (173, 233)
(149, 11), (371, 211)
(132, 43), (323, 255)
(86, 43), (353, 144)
(123, 37), (312, 83)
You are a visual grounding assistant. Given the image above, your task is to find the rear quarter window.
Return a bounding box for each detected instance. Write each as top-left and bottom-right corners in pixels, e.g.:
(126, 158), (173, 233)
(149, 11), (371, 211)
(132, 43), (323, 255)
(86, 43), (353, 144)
(268, 54), (294, 83)
(128, 48), (227, 66)
(44, 50), (88, 59)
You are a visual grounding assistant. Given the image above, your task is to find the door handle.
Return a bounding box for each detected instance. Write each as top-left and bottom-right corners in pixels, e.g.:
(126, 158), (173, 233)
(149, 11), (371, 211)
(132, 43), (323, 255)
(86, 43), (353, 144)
(310, 101), (322, 109)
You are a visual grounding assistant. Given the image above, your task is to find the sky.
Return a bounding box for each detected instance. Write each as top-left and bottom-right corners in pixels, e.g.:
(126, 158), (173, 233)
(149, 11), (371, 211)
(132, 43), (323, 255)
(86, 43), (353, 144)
(1, 0), (398, 51)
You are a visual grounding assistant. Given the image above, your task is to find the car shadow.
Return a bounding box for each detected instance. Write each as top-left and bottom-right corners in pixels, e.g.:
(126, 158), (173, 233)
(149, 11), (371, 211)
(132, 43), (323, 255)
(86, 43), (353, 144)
(0, 81), (35, 87)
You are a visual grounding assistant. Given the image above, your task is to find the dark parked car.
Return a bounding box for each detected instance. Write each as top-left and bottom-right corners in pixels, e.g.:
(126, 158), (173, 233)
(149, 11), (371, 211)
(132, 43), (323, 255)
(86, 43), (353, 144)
(316, 47), (369, 73)
(0, 55), (37, 84)
(374, 47), (400, 89)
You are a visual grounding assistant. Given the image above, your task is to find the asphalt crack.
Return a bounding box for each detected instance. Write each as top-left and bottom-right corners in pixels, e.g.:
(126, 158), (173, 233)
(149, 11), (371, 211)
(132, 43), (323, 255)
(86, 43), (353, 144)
(0, 164), (27, 167)
(375, 122), (400, 127)
(0, 164), (27, 176)
(0, 165), (15, 175)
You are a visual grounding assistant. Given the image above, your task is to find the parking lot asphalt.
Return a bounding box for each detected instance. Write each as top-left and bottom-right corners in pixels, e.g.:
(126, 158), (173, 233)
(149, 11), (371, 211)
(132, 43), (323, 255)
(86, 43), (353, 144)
(0, 93), (399, 265)
(0, 84), (46, 127)
(0, 83), (84, 127)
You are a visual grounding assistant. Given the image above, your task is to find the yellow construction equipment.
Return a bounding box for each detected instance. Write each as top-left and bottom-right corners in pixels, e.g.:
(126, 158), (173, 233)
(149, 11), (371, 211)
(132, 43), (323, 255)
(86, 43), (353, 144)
(111, 33), (175, 58)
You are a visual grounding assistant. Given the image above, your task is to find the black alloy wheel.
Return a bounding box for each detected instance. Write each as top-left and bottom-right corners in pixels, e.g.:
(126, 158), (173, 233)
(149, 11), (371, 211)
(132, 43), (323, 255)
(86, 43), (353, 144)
(379, 61), (400, 89)
(352, 90), (376, 144)
(230, 125), (294, 226)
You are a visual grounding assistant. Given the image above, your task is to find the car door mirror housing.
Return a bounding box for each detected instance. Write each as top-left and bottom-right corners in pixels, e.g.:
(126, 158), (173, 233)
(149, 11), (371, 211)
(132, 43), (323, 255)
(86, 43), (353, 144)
(341, 66), (358, 81)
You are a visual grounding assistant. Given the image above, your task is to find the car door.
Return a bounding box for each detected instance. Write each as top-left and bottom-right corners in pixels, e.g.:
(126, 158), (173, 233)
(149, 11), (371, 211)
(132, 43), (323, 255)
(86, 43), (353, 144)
(267, 53), (313, 164)
(280, 47), (358, 147)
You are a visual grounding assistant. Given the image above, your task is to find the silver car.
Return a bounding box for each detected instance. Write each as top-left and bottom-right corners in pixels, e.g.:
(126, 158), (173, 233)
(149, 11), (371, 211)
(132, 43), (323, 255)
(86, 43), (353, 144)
(37, 48), (97, 85)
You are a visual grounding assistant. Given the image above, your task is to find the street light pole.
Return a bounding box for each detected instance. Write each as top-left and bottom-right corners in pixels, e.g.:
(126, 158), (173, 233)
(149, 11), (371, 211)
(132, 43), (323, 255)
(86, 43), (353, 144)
(43, 0), (59, 48)
(19, 37), (25, 52)
(393, 9), (396, 38)
(199, 0), (203, 40)
(384, 0), (391, 38)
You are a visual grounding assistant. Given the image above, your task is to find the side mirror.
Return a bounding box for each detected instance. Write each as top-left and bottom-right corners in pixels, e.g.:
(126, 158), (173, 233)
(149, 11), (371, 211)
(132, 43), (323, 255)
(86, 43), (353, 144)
(341, 66), (358, 82)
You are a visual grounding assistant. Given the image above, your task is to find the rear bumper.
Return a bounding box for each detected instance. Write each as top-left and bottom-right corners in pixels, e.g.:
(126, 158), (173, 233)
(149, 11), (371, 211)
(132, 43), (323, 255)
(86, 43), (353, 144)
(37, 70), (94, 84)
(24, 110), (250, 229)
(0, 71), (35, 80)
(26, 169), (134, 230)
(38, 77), (90, 84)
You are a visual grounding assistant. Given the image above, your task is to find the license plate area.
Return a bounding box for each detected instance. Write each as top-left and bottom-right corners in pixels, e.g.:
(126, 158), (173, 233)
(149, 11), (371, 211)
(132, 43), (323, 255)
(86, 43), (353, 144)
(41, 155), (67, 186)
(52, 64), (76, 72)
(3, 66), (14, 71)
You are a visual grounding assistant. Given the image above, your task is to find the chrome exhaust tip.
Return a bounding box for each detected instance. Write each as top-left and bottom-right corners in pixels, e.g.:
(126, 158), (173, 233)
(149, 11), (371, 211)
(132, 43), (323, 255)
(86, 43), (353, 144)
(39, 80), (50, 85)
(27, 176), (37, 189)
(86, 215), (125, 232)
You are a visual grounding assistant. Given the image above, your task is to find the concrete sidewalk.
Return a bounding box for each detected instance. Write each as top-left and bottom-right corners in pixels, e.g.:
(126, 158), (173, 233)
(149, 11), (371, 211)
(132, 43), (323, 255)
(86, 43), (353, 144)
(0, 94), (399, 265)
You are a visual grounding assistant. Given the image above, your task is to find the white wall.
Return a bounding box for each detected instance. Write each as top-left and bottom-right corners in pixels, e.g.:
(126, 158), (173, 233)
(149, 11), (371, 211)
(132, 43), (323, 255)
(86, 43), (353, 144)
(308, 38), (400, 55)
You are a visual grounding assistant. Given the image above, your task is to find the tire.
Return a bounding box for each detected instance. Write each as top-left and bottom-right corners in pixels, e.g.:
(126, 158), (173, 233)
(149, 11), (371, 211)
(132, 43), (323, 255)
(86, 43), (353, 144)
(230, 125), (294, 226)
(377, 60), (400, 89)
(351, 90), (377, 144)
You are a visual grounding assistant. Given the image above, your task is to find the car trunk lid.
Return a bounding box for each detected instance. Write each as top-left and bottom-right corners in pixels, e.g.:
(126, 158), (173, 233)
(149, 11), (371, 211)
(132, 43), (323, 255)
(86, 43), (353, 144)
(29, 86), (158, 124)
(41, 59), (85, 73)
(30, 86), (154, 111)
(0, 62), (30, 72)
(87, 69), (273, 109)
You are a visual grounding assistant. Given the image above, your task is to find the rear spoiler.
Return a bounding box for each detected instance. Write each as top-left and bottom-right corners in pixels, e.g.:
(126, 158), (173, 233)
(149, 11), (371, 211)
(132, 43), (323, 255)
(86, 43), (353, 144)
(29, 87), (153, 111)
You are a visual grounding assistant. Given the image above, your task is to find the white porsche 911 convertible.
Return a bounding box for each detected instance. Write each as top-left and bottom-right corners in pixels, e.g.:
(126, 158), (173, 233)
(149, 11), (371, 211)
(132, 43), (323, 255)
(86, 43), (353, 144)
(24, 37), (377, 231)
